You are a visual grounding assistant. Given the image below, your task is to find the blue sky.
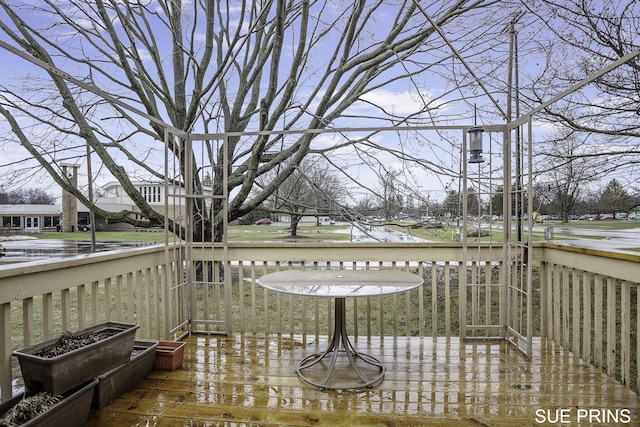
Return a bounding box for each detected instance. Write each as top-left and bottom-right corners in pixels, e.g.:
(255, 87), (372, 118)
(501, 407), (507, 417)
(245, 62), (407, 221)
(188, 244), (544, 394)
(0, 1), (636, 206)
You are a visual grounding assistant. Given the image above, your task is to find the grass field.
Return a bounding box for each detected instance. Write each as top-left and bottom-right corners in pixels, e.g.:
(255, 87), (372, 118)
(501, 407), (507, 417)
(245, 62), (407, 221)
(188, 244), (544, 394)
(28, 224), (352, 243)
(9, 219), (640, 244)
(387, 222), (622, 243)
(32, 231), (167, 242)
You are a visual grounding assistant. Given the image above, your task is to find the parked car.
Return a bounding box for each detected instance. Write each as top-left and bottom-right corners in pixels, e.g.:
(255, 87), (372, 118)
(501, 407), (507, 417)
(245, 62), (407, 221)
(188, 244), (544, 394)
(78, 223), (92, 232)
(255, 218), (272, 225)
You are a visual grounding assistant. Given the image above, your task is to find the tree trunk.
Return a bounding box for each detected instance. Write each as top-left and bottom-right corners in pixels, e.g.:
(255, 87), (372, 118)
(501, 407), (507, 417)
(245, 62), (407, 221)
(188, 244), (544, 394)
(290, 216), (301, 237)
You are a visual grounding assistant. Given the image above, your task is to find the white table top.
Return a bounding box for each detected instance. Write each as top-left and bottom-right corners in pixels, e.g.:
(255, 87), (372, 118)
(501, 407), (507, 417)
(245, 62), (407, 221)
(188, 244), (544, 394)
(256, 269), (423, 298)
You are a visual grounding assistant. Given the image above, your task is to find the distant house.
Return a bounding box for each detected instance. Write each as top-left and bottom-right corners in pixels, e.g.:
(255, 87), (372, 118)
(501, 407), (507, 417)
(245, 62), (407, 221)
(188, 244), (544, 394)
(277, 214), (318, 225)
(94, 179), (208, 229)
(0, 204), (61, 233)
(0, 180), (204, 233)
(0, 201), (128, 233)
(97, 180), (193, 228)
(99, 180), (165, 206)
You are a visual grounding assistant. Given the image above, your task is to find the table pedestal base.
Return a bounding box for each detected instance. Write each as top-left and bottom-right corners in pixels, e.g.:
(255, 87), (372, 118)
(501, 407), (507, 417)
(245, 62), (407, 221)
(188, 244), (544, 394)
(295, 298), (384, 390)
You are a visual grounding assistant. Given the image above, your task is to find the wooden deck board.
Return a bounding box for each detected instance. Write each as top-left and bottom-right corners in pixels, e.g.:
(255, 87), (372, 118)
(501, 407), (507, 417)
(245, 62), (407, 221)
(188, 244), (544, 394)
(84, 334), (639, 426)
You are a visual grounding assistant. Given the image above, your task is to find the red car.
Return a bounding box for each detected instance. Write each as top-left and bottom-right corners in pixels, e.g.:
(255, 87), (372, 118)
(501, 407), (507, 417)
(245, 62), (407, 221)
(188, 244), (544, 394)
(255, 218), (272, 225)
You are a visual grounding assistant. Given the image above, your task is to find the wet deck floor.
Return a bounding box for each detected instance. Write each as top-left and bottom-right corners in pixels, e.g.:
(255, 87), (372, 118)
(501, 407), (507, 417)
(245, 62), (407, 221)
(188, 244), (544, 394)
(85, 334), (639, 426)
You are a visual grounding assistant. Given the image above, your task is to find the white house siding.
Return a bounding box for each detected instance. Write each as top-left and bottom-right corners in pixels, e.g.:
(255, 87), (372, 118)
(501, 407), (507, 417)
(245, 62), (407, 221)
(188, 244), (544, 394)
(0, 204), (61, 232)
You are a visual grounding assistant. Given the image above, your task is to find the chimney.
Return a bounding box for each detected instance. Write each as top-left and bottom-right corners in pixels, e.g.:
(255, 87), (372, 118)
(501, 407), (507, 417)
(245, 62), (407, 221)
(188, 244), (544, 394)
(61, 164), (79, 232)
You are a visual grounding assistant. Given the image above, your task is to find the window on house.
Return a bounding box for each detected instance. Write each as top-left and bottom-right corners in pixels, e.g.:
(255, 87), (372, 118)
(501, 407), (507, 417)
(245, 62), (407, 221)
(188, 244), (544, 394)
(2, 216), (20, 228)
(43, 216), (60, 227)
(139, 185), (161, 203)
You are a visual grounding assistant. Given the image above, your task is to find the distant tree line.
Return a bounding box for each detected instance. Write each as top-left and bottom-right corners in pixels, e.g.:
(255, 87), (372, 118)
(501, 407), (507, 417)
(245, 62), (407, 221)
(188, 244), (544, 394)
(347, 178), (639, 224)
(546, 179), (640, 221)
(0, 188), (56, 204)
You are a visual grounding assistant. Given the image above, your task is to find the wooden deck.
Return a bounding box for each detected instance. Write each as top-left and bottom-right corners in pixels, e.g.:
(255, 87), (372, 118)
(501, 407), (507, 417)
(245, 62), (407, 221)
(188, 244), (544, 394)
(85, 334), (639, 427)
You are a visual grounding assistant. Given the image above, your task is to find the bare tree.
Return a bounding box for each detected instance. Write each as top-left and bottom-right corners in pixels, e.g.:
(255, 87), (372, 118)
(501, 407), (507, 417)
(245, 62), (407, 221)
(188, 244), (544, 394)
(0, 188), (56, 204)
(262, 157), (344, 237)
(352, 195), (380, 220)
(522, 0), (640, 176)
(379, 169), (404, 221)
(535, 132), (603, 222)
(0, 0), (521, 241)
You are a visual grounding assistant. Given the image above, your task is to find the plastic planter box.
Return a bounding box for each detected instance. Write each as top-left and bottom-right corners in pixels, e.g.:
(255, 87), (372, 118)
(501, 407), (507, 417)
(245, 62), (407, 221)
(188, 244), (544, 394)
(13, 321), (139, 395)
(154, 341), (187, 371)
(92, 340), (158, 409)
(0, 379), (98, 427)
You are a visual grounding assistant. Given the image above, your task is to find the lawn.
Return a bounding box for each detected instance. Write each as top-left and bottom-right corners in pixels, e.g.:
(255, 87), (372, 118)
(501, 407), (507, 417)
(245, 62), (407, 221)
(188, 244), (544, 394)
(18, 220), (640, 244)
(229, 224), (351, 241)
(29, 224), (352, 243)
(33, 231), (167, 242)
(386, 223), (567, 243)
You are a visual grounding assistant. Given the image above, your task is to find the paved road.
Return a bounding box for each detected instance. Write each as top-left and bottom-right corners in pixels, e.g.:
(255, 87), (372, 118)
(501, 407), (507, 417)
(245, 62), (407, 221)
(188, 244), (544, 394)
(537, 225), (640, 253)
(348, 223), (430, 243)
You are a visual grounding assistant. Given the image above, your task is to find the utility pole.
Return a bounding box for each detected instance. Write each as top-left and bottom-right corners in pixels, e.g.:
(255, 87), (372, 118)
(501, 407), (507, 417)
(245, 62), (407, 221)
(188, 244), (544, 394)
(507, 12), (524, 241)
(86, 142), (96, 252)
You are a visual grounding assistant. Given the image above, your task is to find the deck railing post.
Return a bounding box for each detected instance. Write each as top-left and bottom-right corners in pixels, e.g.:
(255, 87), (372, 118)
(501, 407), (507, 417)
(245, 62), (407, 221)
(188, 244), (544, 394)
(1, 303), (11, 401)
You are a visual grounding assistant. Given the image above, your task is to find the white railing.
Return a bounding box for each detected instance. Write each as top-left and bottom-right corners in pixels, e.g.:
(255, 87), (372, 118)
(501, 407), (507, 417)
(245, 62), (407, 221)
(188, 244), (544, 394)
(539, 243), (640, 392)
(193, 242), (507, 338)
(1, 241), (638, 401)
(0, 244), (187, 399)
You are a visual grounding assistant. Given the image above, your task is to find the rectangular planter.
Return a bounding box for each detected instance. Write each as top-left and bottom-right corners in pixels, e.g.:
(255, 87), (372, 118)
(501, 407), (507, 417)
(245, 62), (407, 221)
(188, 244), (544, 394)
(92, 339), (158, 409)
(154, 340), (187, 371)
(13, 321), (139, 395)
(0, 379), (97, 427)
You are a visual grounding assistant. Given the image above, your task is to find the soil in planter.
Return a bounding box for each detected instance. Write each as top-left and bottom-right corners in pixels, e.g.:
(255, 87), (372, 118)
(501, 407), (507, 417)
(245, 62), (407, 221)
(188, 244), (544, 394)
(34, 329), (121, 358)
(0, 392), (61, 426)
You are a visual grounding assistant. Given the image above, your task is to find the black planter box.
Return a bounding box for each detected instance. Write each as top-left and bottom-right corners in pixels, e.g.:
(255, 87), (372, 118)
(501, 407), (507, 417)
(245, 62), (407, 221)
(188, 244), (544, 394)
(13, 321), (139, 395)
(0, 379), (97, 427)
(92, 339), (158, 409)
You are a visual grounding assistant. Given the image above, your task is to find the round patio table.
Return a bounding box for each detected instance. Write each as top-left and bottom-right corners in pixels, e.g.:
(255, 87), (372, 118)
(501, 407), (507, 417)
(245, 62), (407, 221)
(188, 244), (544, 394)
(257, 269), (423, 390)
